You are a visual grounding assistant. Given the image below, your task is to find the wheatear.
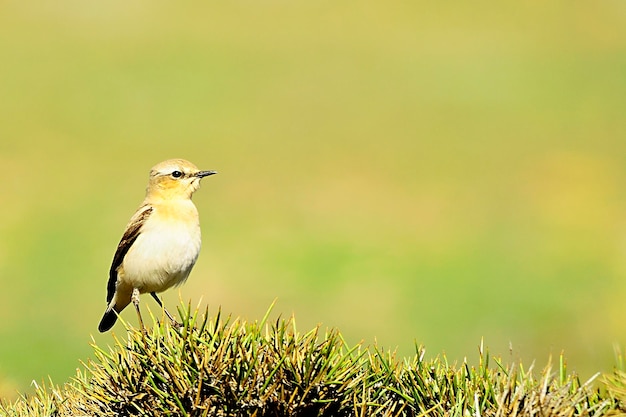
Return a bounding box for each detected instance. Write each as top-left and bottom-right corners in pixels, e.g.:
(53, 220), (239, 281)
(98, 159), (216, 332)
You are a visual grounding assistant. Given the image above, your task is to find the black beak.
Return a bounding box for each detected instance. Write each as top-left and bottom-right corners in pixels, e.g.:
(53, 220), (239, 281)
(196, 170), (217, 178)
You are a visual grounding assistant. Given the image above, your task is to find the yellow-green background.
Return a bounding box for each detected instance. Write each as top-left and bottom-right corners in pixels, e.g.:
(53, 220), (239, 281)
(1, 1), (626, 398)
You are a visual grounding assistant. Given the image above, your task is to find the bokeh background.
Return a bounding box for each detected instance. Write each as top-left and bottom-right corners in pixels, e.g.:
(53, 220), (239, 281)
(2, 1), (626, 398)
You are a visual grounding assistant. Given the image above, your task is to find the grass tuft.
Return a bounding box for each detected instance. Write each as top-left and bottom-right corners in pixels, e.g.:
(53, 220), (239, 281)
(1, 304), (624, 416)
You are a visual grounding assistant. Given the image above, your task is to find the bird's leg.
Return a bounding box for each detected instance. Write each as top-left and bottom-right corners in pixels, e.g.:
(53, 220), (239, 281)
(131, 288), (146, 333)
(150, 292), (181, 327)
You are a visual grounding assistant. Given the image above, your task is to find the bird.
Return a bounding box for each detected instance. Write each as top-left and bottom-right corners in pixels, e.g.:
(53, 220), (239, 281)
(98, 158), (216, 333)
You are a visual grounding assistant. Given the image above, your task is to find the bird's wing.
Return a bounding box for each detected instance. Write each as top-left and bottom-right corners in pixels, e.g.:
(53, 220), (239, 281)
(106, 204), (154, 303)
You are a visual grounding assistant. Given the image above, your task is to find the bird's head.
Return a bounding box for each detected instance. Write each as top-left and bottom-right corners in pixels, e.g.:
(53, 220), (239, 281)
(146, 159), (216, 200)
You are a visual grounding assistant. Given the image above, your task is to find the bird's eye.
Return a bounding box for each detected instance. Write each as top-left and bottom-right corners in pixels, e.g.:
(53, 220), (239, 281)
(171, 170), (183, 178)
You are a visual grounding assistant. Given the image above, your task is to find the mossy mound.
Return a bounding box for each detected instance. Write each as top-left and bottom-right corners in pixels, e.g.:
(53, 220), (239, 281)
(2, 305), (626, 416)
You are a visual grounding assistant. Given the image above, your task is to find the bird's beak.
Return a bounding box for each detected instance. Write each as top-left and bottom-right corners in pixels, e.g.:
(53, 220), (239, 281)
(196, 170), (217, 178)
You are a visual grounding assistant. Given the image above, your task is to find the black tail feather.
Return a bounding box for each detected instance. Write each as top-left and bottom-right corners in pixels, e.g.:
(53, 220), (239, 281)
(98, 308), (118, 332)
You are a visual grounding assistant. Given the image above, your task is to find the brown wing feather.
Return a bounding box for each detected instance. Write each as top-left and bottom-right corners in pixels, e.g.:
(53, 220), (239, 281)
(105, 205), (153, 303)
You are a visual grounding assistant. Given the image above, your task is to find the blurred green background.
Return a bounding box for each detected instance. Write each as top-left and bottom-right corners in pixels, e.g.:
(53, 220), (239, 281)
(2, 0), (626, 398)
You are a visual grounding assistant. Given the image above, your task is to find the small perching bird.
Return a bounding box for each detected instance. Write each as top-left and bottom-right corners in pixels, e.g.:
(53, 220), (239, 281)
(98, 159), (216, 333)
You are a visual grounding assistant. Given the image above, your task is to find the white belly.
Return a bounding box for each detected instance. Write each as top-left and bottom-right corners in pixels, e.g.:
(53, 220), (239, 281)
(121, 217), (201, 293)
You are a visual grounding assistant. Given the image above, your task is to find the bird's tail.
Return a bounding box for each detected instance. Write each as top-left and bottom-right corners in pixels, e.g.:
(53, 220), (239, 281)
(98, 307), (118, 332)
(98, 287), (132, 332)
